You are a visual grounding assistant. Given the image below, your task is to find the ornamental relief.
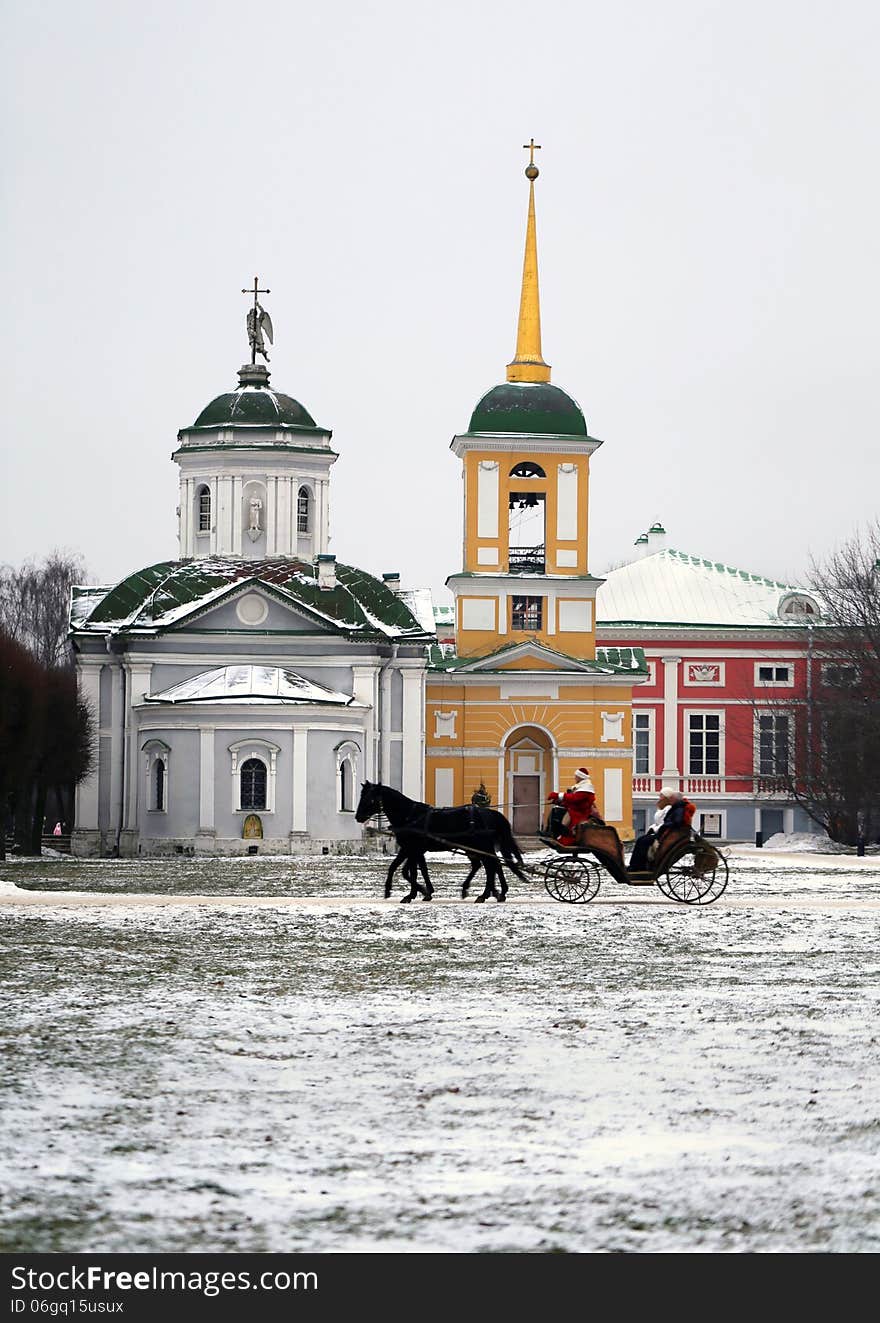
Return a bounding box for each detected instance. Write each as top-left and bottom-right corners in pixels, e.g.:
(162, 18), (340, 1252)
(685, 663), (723, 686)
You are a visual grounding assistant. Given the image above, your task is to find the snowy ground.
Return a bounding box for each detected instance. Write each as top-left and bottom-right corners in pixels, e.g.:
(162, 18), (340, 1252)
(1, 851), (878, 1254)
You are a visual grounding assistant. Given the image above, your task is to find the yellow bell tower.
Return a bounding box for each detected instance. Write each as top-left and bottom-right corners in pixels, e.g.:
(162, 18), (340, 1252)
(449, 140), (604, 661)
(425, 144), (646, 837)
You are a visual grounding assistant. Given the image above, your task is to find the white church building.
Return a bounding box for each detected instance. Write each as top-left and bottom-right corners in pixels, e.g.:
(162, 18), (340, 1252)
(70, 346), (433, 857)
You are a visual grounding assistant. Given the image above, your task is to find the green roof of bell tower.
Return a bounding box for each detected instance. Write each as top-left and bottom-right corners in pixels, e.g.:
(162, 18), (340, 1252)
(468, 381), (590, 437)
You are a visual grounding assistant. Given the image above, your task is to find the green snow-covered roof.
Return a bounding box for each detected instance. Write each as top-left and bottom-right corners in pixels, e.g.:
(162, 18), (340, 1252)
(428, 640), (647, 675)
(188, 388), (323, 433)
(468, 382), (593, 437)
(74, 557), (432, 639)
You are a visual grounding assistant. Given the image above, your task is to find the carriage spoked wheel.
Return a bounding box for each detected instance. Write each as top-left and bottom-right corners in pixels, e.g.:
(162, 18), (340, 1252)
(543, 856), (602, 904)
(655, 841), (729, 905)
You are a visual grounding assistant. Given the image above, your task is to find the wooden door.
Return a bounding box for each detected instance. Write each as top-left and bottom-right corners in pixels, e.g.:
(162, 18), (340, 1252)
(512, 775), (541, 834)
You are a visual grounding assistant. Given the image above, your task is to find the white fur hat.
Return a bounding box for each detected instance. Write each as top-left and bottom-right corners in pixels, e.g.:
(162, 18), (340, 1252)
(660, 784), (679, 799)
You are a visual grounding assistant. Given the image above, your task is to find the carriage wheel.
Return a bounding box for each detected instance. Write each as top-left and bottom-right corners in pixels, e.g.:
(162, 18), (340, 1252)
(656, 843), (729, 905)
(543, 856), (602, 904)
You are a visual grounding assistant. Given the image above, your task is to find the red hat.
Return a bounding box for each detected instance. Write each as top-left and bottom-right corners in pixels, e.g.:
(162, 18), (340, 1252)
(574, 767), (591, 781)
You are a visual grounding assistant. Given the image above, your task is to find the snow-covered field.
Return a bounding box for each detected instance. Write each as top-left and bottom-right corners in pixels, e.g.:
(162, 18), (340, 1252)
(1, 851), (878, 1254)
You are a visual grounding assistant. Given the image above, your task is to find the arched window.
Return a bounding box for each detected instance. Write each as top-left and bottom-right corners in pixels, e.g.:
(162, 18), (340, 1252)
(335, 740), (359, 813)
(339, 758), (353, 812)
(240, 758), (267, 811)
(197, 485), (211, 532)
(510, 461), (546, 478)
(297, 486), (311, 534)
(142, 739), (171, 813)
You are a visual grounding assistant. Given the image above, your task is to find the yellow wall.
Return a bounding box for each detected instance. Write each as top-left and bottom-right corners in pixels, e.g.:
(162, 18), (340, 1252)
(425, 677), (634, 834)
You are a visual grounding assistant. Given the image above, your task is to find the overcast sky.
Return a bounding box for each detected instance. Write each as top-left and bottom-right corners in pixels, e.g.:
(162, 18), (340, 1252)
(2, 0), (878, 601)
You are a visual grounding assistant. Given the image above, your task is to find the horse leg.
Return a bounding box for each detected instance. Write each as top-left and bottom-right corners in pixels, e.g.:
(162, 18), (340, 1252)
(385, 847), (407, 899)
(495, 863), (508, 902)
(418, 855), (433, 901)
(401, 853), (420, 903)
(474, 859), (496, 903)
(460, 853), (481, 899)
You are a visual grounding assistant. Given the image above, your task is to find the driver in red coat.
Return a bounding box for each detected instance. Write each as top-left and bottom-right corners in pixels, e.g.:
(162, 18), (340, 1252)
(548, 768), (598, 845)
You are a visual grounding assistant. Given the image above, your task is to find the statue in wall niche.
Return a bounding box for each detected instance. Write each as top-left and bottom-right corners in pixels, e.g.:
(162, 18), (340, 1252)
(247, 496), (263, 542)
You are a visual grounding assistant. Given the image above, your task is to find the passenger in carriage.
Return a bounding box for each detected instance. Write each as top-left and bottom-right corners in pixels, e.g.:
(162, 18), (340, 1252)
(628, 786), (694, 870)
(545, 767), (604, 845)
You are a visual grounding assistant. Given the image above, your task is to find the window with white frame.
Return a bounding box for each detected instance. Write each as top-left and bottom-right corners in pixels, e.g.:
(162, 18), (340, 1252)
(757, 713), (790, 777)
(197, 485), (211, 532)
(297, 486), (311, 534)
(335, 741), (359, 812)
(688, 713), (722, 776)
(229, 740), (279, 813)
(755, 662), (793, 686)
(142, 739), (171, 813)
(634, 711), (653, 775)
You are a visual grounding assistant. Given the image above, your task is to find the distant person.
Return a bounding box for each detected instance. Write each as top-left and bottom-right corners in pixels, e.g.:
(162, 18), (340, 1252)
(52, 823), (62, 837)
(547, 768), (601, 845)
(629, 787), (694, 870)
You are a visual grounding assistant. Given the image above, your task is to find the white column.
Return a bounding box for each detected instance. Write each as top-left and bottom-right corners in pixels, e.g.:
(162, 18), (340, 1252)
(783, 807), (795, 834)
(265, 476), (277, 555)
(108, 664), (124, 835)
(231, 476), (242, 555)
(292, 728), (308, 832)
(199, 727), (215, 831)
(352, 665), (378, 780)
(401, 667), (425, 798)
(319, 479), (330, 554)
(276, 478), (290, 556)
(124, 664), (153, 830)
(178, 478), (189, 556)
(210, 477), (219, 555)
(661, 655), (680, 785)
(74, 665), (102, 830)
(222, 475), (235, 552)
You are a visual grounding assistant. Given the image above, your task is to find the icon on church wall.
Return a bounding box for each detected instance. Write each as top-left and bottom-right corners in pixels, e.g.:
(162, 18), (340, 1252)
(242, 814), (263, 840)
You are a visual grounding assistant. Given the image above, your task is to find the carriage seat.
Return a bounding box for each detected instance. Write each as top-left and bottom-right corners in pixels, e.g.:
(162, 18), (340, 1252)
(649, 825), (693, 870)
(571, 820), (626, 868)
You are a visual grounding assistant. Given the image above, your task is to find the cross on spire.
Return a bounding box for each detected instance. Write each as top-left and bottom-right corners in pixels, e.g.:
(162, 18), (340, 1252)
(242, 276), (270, 312)
(522, 138), (541, 166)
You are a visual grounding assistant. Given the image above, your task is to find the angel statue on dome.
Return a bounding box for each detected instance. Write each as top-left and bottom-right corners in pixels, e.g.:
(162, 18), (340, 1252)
(247, 302), (273, 362)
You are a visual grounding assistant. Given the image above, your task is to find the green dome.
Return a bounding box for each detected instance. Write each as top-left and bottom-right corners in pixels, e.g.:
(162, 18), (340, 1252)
(468, 382), (588, 437)
(191, 387), (321, 432)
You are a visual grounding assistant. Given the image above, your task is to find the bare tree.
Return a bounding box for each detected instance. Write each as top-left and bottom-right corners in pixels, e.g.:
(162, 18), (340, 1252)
(0, 551), (94, 854)
(0, 550), (87, 670)
(746, 523), (880, 846)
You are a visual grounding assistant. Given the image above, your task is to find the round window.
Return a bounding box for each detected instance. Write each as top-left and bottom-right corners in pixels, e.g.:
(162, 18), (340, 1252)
(236, 593), (269, 626)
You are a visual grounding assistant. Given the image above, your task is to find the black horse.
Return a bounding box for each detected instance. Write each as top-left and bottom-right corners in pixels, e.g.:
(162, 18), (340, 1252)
(355, 781), (528, 903)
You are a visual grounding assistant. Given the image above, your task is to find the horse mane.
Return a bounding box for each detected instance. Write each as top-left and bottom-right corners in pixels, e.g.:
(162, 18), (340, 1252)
(374, 783), (431, 817)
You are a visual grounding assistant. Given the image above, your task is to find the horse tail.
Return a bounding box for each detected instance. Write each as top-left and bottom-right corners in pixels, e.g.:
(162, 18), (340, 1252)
(494, 815), (529, 883)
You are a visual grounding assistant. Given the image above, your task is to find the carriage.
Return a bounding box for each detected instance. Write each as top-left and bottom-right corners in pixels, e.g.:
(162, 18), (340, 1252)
(538, 821), (729, 905)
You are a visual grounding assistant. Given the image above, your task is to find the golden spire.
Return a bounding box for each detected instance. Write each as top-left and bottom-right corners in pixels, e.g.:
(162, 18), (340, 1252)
(506, 139), (551, 384)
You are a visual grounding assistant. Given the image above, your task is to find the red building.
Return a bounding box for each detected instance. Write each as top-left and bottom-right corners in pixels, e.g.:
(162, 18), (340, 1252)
(595, 526), (824, 842)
